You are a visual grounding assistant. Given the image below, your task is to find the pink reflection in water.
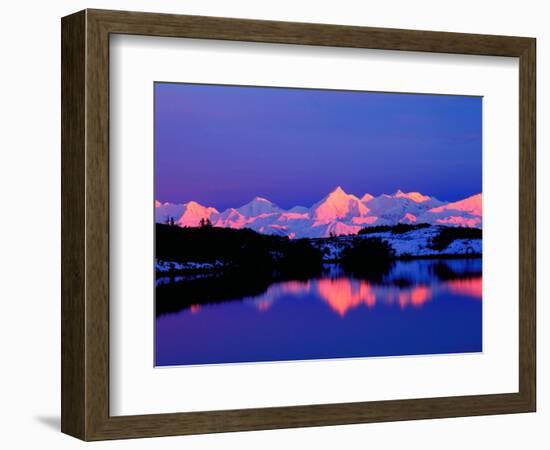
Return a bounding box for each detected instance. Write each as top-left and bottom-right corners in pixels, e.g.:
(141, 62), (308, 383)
(316, 278), (376, 316)
(249, 277), (439, 316)
(317, 279), (434, 315)
(445, 278), (482, 299)
(249, 280), (311, 312)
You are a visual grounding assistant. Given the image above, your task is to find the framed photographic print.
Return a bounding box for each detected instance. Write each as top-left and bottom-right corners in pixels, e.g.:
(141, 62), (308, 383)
(61, 9), (536, 440)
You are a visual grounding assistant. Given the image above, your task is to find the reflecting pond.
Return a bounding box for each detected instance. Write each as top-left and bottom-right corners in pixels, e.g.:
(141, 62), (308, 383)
(155, 258), (482, 366)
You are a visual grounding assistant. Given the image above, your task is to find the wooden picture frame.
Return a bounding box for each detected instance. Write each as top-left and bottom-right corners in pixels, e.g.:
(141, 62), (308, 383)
(61, 9), (536, 441)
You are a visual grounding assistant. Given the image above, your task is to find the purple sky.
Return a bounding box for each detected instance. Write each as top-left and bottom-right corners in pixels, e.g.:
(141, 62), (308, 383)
(155, 82), (482, 210)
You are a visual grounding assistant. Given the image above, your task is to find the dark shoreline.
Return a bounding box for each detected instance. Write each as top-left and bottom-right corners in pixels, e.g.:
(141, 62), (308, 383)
(156, 253), (482, 276)
(155, 257), (482, 317)
(155, 223), (482, 278)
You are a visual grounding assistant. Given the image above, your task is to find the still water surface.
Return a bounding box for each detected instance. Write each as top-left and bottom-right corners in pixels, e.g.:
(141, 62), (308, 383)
(155, 258), (482, 366)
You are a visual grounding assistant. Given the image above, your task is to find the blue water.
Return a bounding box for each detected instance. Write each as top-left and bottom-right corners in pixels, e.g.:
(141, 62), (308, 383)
(155, 258), (482, 366)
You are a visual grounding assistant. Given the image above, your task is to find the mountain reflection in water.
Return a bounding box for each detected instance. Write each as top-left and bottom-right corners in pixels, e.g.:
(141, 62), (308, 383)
(156, 258), (482, 366)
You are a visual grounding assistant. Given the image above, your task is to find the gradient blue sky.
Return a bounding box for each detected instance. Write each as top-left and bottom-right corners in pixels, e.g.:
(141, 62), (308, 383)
(155, 83), (482, 210)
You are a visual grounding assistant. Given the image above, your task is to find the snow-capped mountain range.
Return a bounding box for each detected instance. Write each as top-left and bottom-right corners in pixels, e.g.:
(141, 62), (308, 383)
(156, 187), (482, 239)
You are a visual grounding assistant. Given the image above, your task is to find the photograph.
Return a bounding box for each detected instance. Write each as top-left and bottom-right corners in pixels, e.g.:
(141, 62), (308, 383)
(48, 3), (540, 443)
(154, 83), (483, 367)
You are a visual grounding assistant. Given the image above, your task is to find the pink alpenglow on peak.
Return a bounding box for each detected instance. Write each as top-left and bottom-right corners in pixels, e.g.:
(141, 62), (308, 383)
(400, 213), (418, 224)
(394, 190), (432, 203)
(177, 201), (219, 227)
(360, 193), (374, 203)
(419, 193), (482, 228)
(214, 208), (247, 228)
(430, 193), (482, 216)
(311, 186), (369, 224)
(155, 189), (482, 238)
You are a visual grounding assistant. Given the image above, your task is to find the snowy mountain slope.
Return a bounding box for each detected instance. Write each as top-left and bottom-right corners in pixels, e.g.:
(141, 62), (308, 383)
(418, 193), (482, 228)
(364, 190), (444, 225)
(288, 205), (309, 214)
(156, 188), (482, 238)
(430, 193), (482, 216)
(155, 202), (186, 224)
(176, 201), (219, 227)
(236, 196), (282, 217)
(394, 190), (432, 203)
(361, 193), (374, 203)
(310, 186), (370, 224)
(214, 208), (247, 228)
(155, 201), (220, 227)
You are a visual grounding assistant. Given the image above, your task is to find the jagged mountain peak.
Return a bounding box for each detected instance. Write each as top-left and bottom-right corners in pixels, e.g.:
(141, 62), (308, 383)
(156, 189), (482, 238)
(331, 185), (346, 194)
(237, 196), (281, 217)
(184, 200), (218, 213)
(321, 186), (350, 201)
(430, 193), (482, 215)
(312, 187), (369, 223)
(252, 196), (272, 203)
(361, 193), (374, 203)
(394, 190), (432, 203)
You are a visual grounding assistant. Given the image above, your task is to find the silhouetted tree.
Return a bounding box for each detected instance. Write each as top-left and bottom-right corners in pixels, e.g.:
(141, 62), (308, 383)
(199, 217), (213, 228)
(340, 237), (395, 281)
(429, 227), (482, 251)
(358, 223), (430, 235)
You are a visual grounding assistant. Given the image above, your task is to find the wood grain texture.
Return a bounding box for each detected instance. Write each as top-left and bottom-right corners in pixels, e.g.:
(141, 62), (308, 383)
(518, 39), (536, 410)
(61, 10), (86, 439)
(89, 8), (532, 56)
(85, 10), (111, 440)
(61, 8), (537, 441)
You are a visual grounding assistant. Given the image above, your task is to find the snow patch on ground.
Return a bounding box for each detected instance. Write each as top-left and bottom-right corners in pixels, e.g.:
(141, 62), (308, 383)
(155, 226), (481, 274)
(155, 259), (226, 273)
(312, 226), (481, 260)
